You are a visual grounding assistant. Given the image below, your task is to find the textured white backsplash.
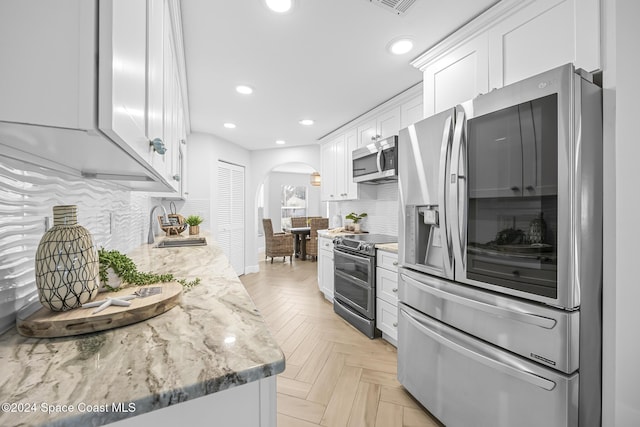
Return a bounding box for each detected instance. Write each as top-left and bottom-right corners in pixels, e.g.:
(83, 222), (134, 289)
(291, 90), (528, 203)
(328, 182), (399, 236)
(0, 156), (151, 334)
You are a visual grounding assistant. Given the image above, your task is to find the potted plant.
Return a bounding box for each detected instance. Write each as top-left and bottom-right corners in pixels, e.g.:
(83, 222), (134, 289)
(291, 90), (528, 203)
(345, 212), (367, 232)
(185, 215), (204, 235)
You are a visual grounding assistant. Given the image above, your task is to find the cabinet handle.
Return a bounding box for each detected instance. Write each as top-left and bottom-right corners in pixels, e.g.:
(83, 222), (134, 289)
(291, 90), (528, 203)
(150, 138), (167, 154)
(392, 261), (398, 266)
(526, 185), (535, 191)
(325, 243), (330, 247)
(510, 186), (520, 192)
(393, 322), (398, 327)
(392, 288), (398, 293)
(172, 174), (181, 182)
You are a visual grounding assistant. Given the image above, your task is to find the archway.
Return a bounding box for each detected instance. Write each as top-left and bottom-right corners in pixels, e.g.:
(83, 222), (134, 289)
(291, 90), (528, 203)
(255, 162), (322, 260)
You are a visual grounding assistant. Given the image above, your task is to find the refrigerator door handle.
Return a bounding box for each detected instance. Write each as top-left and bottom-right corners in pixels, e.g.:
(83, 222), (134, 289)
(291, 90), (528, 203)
(438, 115), (454, 277)
(400, 305), (557, 391)
(400, 273), (557, 329)
(450, 109), (467, 271)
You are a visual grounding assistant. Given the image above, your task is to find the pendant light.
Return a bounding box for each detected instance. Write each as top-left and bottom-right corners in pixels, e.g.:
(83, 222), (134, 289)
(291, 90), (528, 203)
(310, 172), (321, 186)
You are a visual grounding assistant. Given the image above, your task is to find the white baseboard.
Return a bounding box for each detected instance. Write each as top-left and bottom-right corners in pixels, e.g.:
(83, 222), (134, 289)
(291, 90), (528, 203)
(245, 264), (259, 274)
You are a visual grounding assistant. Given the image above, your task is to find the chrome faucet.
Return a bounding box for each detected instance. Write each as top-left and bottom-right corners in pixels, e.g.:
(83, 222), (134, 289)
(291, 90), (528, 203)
(148, 205), (169, 244)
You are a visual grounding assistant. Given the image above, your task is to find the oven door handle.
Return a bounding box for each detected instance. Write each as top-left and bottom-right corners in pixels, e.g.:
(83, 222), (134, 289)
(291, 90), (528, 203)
(334, 248), (373, 265)
(335, 270), (370, 289)
(400, 273), (557, 329)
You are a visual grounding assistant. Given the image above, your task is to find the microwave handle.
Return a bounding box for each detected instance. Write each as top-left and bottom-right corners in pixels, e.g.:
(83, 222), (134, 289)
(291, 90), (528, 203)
(376, 148), (383, 174)
(450, 109), (467, 270)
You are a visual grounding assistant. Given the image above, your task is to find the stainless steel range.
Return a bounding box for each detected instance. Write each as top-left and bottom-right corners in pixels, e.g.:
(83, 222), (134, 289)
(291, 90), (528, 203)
(333, 234), (397, 338)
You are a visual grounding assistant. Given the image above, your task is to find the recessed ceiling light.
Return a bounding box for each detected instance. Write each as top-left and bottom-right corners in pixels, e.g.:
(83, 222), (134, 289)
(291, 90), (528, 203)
(299, 119), (314, 126)
(224, 122), (236, 129)
(235, 85), (253, 95)
(388, 37), (414, 55)
(275, 140), (286, 145)
(265, 0), (293, 13)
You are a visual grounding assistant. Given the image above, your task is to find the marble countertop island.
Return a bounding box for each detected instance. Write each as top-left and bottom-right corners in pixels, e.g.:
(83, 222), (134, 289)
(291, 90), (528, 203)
(0, 235), (285, 427)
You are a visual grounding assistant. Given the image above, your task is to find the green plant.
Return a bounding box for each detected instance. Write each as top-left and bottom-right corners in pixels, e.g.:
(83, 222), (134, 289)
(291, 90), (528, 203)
(345, 212), (367, 223)
(185, 215), (204, 226)
(98, 248), (200, 291)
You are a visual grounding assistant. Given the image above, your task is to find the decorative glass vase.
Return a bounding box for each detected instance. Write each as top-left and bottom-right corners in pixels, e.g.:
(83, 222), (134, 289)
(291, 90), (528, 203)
(35, 205), (99, 311)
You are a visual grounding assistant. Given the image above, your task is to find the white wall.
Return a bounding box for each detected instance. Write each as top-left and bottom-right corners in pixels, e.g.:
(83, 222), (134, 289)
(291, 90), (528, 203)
(183, 132), (251, 273)
(602, 0), (640, 425)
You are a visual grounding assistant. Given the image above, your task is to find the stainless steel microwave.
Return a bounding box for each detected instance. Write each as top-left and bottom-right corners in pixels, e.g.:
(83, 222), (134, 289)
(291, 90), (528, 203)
(352, 135), (397, 184)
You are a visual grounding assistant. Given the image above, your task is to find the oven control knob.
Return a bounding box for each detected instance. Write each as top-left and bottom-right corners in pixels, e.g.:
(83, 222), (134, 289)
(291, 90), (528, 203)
(359, 243), (373, 252)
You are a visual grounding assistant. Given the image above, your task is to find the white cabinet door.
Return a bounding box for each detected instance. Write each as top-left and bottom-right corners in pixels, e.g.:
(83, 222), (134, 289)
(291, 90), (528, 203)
(320, 141), (337, 201)
(334, 134), (347, 199)
(376, 298), (398, 344)
(423, 34), (489, 116)
(343, 128), (359, 200)
(357, 119), (377, 148)
(401, 95), (424, 129)
(318, 239), (334, 301)
(0, 0), (95, 129)
(377, 267), (399, 306)
(357, 108), (401, 147)
(98, 0), (151, 164)
(377, 106), (401, 139)
(488, 0), (575, 89)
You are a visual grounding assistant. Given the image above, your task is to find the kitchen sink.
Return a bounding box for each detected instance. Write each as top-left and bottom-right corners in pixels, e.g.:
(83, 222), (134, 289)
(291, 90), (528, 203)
(156, 237), (207, 248)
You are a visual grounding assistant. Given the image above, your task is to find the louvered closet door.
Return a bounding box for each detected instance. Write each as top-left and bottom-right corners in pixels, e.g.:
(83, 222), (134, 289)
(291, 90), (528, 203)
(217, 161), (245, 275)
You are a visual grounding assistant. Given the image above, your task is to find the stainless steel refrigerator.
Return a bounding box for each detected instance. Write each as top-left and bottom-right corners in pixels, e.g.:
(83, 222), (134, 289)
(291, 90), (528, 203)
(397, 63), (602, 427)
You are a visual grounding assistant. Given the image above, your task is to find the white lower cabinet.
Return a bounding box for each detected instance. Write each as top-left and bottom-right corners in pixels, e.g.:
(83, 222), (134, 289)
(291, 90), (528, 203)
(376, 250), (399, 346)
(106, 376), (276, 427)
(317, 235), (334, 301)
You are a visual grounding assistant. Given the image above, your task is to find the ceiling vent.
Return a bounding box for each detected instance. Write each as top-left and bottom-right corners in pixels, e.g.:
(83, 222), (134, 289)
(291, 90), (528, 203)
(368, 0), (418, 16)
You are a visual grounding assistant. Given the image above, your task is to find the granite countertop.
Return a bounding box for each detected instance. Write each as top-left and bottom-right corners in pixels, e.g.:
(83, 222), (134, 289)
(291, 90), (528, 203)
(0, 234), (285, 427)
(376, 242), (398, 253)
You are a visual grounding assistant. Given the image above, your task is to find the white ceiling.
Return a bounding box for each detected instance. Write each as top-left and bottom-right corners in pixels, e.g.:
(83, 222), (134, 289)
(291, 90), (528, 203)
(181, 0), (498, 151)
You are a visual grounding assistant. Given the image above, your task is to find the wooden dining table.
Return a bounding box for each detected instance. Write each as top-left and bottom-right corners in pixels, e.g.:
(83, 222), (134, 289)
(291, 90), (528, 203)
(287, 227), (311, 259)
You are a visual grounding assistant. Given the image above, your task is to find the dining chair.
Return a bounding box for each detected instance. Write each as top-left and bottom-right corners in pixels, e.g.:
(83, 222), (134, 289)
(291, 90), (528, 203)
(262, 219), (293, 263)
(305, 218), (329, 261)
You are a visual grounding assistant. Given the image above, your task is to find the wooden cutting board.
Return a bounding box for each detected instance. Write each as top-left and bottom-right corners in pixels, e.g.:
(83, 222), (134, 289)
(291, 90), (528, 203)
(16, 282), (183, 338)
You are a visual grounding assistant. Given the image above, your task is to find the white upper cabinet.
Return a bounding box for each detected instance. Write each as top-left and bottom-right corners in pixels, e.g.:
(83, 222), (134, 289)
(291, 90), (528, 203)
(319, 84), (421, 202)
(320, 141), (337, 201)
(0, 0), (189, 192)
(422, 35), (489, 116)
(321, 131), (358, 202)
(412, 0), (600, 115)
(357, 106), (401, 147)
(400, 95), (424, 129)
(98, 0), (151, 163)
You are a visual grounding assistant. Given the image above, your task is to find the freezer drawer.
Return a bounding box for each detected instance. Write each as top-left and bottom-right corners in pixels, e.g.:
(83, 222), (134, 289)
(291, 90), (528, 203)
(398, 303), (579, 427)
(399, 268), (578, 373)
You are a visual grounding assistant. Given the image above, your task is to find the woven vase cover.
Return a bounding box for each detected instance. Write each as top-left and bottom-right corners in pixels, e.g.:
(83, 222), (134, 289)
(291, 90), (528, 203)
(35, 205), (99, 311)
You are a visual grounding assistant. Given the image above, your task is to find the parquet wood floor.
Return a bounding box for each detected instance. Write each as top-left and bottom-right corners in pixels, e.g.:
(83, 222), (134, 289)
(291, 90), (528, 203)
(241, 257), (443, 427)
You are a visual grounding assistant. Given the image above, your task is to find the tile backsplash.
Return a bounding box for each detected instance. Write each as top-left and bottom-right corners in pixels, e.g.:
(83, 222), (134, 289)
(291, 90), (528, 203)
(0, 156), (151, 334)
(328, 183), (399, 236)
